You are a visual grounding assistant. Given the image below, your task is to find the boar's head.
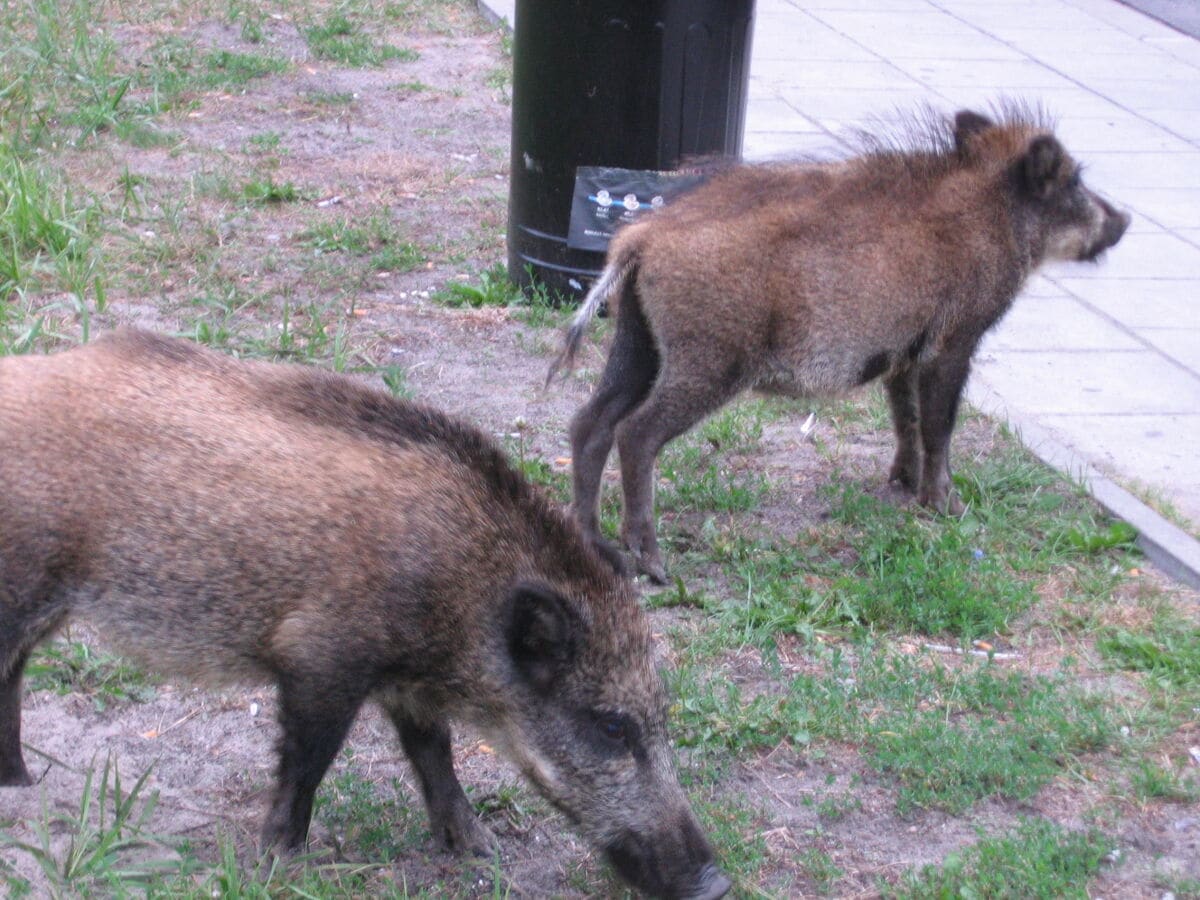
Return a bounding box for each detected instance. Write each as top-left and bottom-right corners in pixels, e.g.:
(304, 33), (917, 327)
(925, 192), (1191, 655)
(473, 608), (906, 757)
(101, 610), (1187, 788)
(488, 580), (730, 900)
(955, 109), (1130, 264)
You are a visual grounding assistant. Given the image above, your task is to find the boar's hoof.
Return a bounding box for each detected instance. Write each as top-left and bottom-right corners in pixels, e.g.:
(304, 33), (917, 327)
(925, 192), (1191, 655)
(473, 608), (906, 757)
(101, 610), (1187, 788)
(0, 763), (34, 787)
(918, 487), (965, 517)
(634, 553), (669, 586)
(260, 819), (309, 857)
(435, 811), (497, 859)
(590, 535), (632, 578)
(887, 459), (920, 492)
(685, 865), (733, 900)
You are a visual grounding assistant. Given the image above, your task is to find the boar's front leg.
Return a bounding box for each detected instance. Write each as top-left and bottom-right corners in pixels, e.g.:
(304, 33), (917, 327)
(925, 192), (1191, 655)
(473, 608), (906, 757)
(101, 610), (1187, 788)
(916, 349), (972, 515)
(388, 709), (497, 857)
(884, 365), (921, 492)
(0, 649), (34, 787)
(263, 677), (365, 851)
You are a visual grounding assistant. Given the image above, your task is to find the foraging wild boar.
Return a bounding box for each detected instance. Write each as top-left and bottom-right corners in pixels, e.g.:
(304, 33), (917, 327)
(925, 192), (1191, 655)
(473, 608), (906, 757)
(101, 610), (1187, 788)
(0, 331), (730, 900)
(549, 106), (1130, 583)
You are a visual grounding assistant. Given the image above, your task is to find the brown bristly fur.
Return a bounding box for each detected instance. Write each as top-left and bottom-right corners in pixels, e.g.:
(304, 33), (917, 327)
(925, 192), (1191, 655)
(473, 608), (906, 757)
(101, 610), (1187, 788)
(0, 330), (729, 900)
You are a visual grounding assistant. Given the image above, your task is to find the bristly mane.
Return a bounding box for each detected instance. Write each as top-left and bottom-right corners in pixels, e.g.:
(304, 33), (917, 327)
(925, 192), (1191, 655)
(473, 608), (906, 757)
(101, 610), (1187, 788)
(846, 98), (1056, 178)
(650, 100), (1057, 220)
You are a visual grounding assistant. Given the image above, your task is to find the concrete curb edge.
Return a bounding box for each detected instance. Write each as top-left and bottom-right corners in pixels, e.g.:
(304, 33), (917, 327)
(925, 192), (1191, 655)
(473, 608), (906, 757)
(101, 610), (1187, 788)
(967, 377), (1200, 591)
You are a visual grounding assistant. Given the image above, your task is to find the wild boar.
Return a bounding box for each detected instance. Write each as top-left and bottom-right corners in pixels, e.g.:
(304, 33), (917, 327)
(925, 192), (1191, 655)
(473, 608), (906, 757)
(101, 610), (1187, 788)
(549, 106), (1130, 583)
(0, 330), (730, 900)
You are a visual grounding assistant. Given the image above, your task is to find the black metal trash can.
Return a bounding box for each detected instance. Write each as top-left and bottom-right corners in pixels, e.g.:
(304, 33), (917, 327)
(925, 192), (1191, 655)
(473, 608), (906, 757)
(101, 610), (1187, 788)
(506, 0), (755, 301)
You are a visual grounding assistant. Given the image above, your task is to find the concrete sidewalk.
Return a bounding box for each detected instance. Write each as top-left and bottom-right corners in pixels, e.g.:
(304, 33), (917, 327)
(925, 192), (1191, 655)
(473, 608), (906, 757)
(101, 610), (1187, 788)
(481, 0), (1200, 588)
(744, 0), (1200, 587)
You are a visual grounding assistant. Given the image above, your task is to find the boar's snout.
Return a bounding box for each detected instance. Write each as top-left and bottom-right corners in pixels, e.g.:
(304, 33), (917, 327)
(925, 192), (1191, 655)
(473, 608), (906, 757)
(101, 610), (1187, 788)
(606, 816), (731, 899)
(1082, 196), (1131, 262)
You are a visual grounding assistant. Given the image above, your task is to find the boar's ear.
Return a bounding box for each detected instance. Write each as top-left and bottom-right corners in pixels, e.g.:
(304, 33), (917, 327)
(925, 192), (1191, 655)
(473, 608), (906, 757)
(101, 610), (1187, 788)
(953, 110), (993, 160)
(1019, 134), (1066, 200)
(504, 583), (585, 693)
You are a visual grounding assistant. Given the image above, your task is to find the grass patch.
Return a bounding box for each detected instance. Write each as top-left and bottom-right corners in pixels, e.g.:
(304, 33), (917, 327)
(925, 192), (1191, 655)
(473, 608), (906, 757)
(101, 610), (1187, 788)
(432, 262), (523, 308)
(133, 40), (289, 113)
(0, 756), (184, 896)
(244, 130), (283, 154)
(655, 403), (772, 519)
(303, 88), (357, 106)
(200, 49), (290, 89)
(146, 834), (391, 899)
(305, 15), (419, 67)
(25, 640), (157, 710)
(691, 440), (1145, 646)
(0, 140), (106, 334)
(1129, 759), (1200, 804)
(240, 177), (302, 204)
(377, 364), (414, 399)
(432, 263), (562, 326)
(822, 485), (1034, 639)
(1098, 610), (1200, 689)
(392, 79), (434, 95)
(890, 818), (1115, 899)
(692, 793), (774, 894)
(798, 847), (842, 895)
(313, 767), (425, 859)
(299, 214), (425, 273)
(0, 0), (132, 147)
(669, 646), (1123, 816)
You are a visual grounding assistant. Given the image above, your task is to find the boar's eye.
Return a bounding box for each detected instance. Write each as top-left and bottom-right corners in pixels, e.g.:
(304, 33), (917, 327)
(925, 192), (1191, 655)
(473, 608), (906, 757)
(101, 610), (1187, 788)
(593, 712), (640, 754)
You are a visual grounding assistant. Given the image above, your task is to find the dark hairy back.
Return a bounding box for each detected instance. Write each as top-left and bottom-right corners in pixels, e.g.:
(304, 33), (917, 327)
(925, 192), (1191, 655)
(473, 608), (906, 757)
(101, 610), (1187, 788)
(102, 330), (607, 584)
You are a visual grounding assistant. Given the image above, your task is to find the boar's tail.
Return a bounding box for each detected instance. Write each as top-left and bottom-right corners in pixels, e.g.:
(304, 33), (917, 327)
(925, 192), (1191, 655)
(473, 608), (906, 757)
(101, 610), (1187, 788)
(544, 245), (639, 388)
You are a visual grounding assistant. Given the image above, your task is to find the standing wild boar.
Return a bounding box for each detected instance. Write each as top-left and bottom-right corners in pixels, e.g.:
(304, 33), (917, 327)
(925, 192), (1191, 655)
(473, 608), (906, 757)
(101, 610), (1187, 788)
(0, 331), (730, 900)
(549, 106), (1130, 583)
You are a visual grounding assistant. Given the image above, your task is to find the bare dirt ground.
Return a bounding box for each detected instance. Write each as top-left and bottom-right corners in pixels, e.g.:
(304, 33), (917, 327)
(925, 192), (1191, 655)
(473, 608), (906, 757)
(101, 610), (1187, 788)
(2, 3), (1199, 898)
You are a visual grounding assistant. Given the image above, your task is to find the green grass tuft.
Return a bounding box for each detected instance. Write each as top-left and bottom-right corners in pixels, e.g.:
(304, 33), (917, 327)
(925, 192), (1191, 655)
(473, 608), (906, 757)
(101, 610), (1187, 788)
(26, 640), (157, 710)
(240, 177), (302, 204)
(305, 15), (419, 67)
(1098, 612), (1200, 689)
(300, 213), (425, 273)
(0, 756), (184, 895)
(890, 818), (1115, 899)
(313, 768), (425, 859)
(670, 646), (1122, 816)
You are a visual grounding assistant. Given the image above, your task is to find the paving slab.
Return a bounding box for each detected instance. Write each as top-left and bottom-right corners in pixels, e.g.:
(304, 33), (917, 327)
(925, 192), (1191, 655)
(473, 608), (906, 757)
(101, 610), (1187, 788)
(973, 350), (1200, 416)
(1132, 327), (1200, 371)
(1117, 0), (1200, 38)
(1037, 412), (1200, 511)
(978, 296), (1144, 353)
(1054, 277), (1199, 327)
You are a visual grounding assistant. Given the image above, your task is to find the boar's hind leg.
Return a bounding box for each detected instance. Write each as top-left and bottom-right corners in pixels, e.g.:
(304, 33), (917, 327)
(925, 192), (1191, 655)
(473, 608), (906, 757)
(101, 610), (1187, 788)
(917, 351), (972, 515)
(0, 649), (34, 786)
(569, 296), (660, 553)
(616, 363), (743, 584)
(885, 366), (922, 492)
(262, 678), (365, 851)
(389, 710), (496, 857)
